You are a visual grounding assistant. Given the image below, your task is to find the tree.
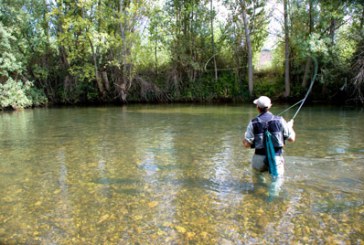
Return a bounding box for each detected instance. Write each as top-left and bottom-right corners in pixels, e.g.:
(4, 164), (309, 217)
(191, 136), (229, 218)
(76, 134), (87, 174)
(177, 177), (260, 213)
(283, 0), (290, 97)
(1, 0), (363, 107)
(287, 0), (352, 98)
(239, 0), (254, 96)
(0, 0), (47, 109)
(164, 0), (212, 98)
(350, 1), (364, 103)
(210, 0), (218, 83)
(301, 0), (314, 88)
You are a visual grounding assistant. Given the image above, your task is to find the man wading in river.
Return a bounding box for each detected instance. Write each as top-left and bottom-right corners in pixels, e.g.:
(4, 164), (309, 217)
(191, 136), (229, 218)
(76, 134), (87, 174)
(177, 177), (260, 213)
(243, 96), (296, 197)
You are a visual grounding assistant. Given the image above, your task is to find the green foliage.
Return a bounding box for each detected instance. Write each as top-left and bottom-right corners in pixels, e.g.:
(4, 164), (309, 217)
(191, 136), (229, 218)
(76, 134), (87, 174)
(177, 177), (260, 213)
(0, 0), (49, 109)
(27, 85), (49, 107)
(0, 78), (47, 109)
(0, 4), (27, 77)
(253, 73), (284, 99)
(175, 72), (239, 102)
(0, 79), (31, 109)
(0, 0), (363, 106)
(0, 23), (23, 76)
(273, 0), (364, 103)
(214, 73), (241, 98)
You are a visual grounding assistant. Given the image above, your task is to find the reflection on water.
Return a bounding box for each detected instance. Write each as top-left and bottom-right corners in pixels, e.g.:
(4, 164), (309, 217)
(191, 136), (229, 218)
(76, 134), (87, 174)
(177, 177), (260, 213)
(0, 105), (363, 244)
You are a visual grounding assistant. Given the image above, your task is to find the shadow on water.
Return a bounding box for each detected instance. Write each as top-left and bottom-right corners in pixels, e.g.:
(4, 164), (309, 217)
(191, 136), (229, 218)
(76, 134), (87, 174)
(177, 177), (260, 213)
(311, 196), (364, 214)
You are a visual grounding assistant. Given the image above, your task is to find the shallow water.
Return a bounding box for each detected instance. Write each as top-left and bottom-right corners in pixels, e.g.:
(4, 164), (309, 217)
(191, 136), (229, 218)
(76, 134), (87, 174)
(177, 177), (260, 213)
(0, 105), (363, 244)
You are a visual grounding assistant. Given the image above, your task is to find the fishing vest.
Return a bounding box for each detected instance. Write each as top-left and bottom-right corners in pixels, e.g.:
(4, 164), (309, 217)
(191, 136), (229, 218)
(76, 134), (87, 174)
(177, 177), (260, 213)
(251, 112), (285, 155)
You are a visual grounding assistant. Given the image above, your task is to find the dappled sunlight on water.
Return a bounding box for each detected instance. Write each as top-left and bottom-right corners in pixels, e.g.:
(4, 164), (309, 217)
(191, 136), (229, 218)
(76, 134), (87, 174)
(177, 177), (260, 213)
(0, 105), (363, 244)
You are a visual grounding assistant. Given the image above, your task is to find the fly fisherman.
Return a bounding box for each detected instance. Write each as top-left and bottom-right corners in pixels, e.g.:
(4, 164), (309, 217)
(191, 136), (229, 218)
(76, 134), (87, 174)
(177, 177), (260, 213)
(243, 96), (296, 197)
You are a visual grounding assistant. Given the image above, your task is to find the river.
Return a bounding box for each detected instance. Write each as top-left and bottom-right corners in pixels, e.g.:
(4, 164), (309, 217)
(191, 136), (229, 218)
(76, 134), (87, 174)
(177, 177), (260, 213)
(0, 105), (363, 244)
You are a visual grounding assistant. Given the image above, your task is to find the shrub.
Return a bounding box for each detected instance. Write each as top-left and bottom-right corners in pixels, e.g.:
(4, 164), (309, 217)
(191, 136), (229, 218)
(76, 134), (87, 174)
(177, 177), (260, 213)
(0, 78), (47, 110)
(253, 74), (284, 98)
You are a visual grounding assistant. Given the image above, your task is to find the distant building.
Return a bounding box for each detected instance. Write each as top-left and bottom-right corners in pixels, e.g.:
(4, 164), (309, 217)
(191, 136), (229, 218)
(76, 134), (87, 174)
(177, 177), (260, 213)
(257, 49), (272, 69)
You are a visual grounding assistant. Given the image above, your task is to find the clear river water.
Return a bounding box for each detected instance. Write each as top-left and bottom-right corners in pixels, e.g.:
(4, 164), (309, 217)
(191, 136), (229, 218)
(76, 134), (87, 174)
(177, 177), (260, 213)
(0, 104), (363, 244)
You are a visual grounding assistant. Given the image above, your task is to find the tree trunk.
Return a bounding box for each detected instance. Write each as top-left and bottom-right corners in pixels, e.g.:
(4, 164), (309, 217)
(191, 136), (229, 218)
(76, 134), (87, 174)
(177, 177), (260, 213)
(284, 0), (290, 97)
(302, 0), (313, 88)
(154, 40), (158, 76)
(189, 3), (196, 83)
(101, 71), (110, 91)
(361, 4), (364, 30)
(118, 0), (132, 102)
(88, 35), (105, 97)
(240, 0), (253, 96)
(210, 0), (218, 83)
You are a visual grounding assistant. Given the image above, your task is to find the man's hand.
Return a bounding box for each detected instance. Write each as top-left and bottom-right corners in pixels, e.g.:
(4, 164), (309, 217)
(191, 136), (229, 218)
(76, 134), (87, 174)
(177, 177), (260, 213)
(287, 119), (294, 129)
(287, 119), (296, 142)
(242, 139), (252, 148)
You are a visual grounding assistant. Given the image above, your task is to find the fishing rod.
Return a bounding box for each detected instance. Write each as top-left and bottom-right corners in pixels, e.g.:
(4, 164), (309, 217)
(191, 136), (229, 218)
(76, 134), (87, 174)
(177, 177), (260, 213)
(278, 56), (318, 120)
(277, 99), (304, 116)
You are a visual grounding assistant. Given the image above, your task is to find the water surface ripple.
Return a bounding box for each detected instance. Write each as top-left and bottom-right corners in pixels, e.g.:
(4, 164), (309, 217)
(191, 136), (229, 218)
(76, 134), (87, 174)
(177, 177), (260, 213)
(0, 105), (363, 244)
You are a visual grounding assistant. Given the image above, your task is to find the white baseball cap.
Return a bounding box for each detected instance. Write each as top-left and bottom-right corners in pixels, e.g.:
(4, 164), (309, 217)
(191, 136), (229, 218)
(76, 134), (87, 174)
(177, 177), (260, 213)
(253, 96), (272, 108)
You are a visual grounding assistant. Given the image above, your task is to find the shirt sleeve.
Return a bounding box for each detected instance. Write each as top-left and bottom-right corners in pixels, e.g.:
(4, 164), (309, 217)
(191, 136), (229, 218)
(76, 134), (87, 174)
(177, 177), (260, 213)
(281, 117), (293, 140)
(244, 121), (254, 144)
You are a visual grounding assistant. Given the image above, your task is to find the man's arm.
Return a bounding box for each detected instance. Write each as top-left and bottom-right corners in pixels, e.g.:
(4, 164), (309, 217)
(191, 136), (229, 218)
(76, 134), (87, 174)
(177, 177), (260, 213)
(243, 121), (254, 148)
(285, 119), (296, 142)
